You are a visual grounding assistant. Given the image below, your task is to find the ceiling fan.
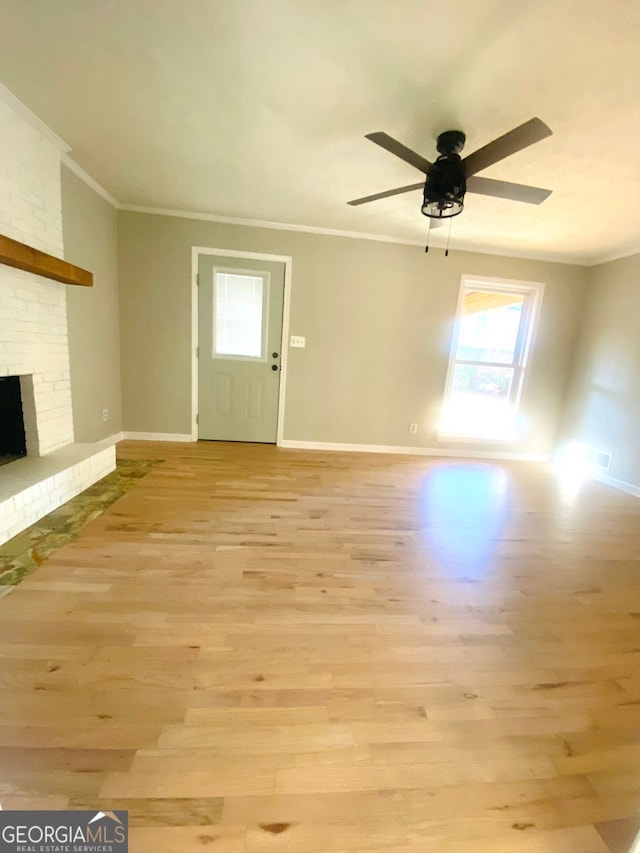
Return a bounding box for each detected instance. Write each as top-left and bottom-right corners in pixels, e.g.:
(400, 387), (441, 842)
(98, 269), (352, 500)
(347, 118), (553, 222)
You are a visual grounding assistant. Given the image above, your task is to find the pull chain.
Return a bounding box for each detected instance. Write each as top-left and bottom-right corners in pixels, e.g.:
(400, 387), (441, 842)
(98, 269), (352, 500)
(445, 216), (452, 257)
(424, 216), (433, 253)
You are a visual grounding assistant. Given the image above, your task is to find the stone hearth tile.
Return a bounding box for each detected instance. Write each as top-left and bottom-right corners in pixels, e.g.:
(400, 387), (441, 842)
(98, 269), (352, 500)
(0, 457), (162, 589)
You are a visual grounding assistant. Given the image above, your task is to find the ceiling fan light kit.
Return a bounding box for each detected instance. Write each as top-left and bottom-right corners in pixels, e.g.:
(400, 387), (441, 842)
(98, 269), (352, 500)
(348, 118), (553, 256)
(421, 130), (467, 220)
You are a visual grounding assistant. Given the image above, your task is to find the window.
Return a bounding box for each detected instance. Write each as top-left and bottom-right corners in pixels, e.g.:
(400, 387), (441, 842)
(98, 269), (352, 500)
(439, 276), (543, 441)
(213, 270), (268, 359)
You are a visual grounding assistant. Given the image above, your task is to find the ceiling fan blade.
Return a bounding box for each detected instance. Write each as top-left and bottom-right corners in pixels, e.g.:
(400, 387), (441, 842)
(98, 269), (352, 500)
(365, 132), (433, 175)
(466, 175), (552, 205)
(462, 117), (552, 178)
(347, 182), (424, 206)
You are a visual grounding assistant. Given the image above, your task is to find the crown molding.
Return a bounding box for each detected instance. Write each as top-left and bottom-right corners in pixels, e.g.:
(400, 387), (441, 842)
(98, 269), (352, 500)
(0, 83), (70, 153)
(62, 155), (119, 208)
(119, 203), (427, 248)
(0, 83), (634, 267)
(61, 189), (638, 268)
(119, 203), (590, 266)
(584, 244), (640, 268)
(0, 84), (119, 207)
(424, 236), (584, 267)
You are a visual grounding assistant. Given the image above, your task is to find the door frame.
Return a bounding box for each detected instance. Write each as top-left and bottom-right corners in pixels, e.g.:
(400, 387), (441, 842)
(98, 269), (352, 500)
(191, 246), (293, 445)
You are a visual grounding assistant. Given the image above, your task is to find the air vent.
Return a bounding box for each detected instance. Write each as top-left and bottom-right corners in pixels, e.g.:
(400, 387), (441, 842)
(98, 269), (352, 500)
(585, 448), (612, 471)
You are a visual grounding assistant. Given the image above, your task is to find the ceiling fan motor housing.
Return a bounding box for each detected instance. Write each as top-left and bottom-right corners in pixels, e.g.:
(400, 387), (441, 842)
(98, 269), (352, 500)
(422, 153), (466, 219)
(436, 129), (466, 156)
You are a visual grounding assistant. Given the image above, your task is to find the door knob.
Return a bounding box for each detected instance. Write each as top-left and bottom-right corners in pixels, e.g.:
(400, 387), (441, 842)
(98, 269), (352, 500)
(271, 364), (278, 371)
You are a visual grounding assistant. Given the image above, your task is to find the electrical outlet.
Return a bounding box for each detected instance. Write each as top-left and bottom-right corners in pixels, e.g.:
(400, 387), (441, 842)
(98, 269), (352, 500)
(409, 423), (418, 434)
(290, 335), (306, 348)
(102, 408), (109, 422)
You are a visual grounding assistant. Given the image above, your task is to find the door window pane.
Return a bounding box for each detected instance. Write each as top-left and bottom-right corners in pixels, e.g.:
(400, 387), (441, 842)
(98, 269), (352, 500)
(214, 273), (264, 358)
(458, 290), (524, 364)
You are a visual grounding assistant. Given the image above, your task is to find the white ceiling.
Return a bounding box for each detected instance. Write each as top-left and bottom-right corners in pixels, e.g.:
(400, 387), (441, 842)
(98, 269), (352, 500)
(2, 0), (640, 264)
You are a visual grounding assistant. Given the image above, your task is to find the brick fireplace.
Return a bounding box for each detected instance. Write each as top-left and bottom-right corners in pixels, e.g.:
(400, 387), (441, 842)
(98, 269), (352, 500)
(0, 376), (27, 466)
(0, 86), (115, 547)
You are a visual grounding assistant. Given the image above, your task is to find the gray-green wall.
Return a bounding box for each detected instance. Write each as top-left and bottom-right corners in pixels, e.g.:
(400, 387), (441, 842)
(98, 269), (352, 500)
(62, 166), (122, 441)
(560, 253), (640, 488)
(118, 211), (585, 456)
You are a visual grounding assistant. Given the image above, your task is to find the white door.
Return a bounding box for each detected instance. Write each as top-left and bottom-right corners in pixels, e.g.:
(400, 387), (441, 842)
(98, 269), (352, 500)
(198, 254), (284, 443)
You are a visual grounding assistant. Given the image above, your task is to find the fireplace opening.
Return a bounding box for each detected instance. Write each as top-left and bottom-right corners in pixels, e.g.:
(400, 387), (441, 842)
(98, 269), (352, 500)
(0, 376), (27, 468)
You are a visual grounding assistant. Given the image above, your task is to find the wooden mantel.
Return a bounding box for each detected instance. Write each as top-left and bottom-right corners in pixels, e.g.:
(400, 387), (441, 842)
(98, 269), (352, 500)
(0, 234), (93, 287)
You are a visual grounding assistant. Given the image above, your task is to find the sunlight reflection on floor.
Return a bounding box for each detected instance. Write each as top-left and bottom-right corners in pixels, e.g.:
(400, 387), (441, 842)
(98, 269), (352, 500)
(419, 463), (510, 580)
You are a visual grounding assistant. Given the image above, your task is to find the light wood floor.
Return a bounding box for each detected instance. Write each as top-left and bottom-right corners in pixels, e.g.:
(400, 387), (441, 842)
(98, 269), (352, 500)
(1, 440), (640, 853)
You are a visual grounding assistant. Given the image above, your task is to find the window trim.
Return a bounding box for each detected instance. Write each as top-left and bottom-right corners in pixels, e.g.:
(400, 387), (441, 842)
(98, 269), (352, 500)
(212, 266), (271, 362)
(438, 274), (545, 443)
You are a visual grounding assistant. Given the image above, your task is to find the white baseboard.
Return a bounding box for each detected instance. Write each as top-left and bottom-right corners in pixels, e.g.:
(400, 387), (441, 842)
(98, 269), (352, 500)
(121, 431), (194, 443)
(593, 470), (640, 498)
(279, 439), (549, 462)
(103, 431), (125, 445)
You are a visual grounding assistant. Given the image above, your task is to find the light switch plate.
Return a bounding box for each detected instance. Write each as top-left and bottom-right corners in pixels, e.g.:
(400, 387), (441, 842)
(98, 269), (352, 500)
(290, 335), (306, 348)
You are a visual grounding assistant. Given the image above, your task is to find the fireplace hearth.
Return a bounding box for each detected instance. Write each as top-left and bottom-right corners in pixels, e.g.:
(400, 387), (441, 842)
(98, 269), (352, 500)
(0, 376), (27, 467)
